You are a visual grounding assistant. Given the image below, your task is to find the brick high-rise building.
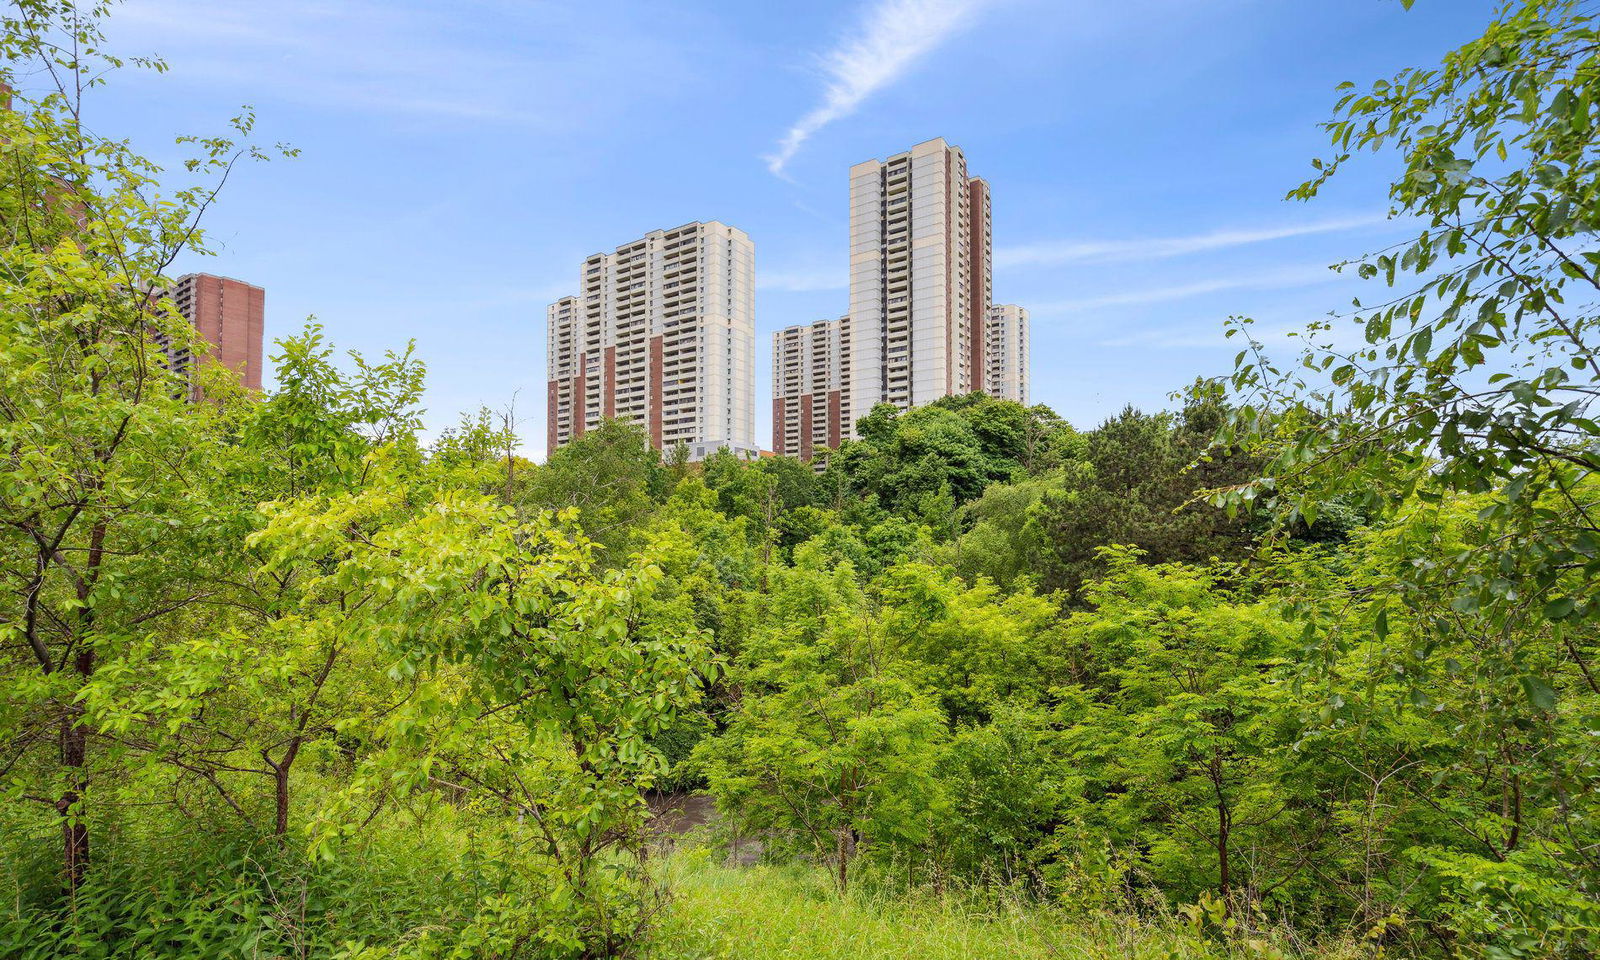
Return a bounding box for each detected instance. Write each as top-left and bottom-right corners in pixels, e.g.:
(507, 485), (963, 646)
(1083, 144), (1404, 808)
(157, 273), (265, 400)
(845, 138), (997, 436)
(772, 314), (850, 460)
(967, 177), (993, 393)
(546, 220), (755, 459)
(985, 304), (1029, 404)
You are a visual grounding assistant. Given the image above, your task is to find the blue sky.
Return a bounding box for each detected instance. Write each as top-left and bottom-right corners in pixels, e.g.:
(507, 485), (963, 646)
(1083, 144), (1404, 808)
(92, 0), (1499, 458)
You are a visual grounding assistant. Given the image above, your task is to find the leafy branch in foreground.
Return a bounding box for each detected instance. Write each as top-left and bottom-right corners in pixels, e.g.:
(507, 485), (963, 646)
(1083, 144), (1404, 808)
(1209, 0), (1600, 950)
(0, 0), (290, 892)
(1217, 0), (1600, 706)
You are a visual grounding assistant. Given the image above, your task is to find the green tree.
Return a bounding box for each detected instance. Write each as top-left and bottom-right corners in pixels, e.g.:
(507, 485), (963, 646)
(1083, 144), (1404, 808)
(1062, 550), (1306, 910)
(1214, 0), (1600, 946)
(830, 395), (1073, 520)
(934, 703), (1067, 888)
(0, 1), (287, 887)
(875, 562), (1069, 724)
(947, 472), (1063, 590)
(254, 477), (715, 954)
(77, 328), (434, 840)
(1038, 405), (1254, 594)
(1282, 498), (1600, 952)
(1220, 0), (1600, 705)
(698, 545), (946, 892)
(523, 419), (666, 563)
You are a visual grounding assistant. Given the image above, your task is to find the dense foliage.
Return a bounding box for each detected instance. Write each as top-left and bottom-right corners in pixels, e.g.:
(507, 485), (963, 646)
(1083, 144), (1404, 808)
(3, 1), (1598, 958)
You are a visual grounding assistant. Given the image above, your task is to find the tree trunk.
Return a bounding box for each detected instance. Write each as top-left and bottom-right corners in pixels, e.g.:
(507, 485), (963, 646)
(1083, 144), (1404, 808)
(836, 830), (848, 893)
(59, 706), (89, 891)
(1217, 801), (1232, 907)
(61, 523), (102, 894)
(274, 765), (291, 836)
(835, 827), (855, 894)
(271, 738), (303, 837)
(1212, 749), (1232, 909)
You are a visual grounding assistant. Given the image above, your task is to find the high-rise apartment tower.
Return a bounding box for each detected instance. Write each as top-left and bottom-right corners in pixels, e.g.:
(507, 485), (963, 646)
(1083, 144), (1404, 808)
(157, 273), (265, 400)
(771, 315), (850, 459)
(985, 304), (1029, 404)
(846, 138), (987, 429)
(546, 220), (755, 459)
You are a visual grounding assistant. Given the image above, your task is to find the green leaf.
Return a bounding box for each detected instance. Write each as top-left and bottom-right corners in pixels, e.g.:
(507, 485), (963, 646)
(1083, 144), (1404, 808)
(1412, 326), (1432, 363)
(1543, 596), (1576, 620)
(1520, 675), (1557, 712)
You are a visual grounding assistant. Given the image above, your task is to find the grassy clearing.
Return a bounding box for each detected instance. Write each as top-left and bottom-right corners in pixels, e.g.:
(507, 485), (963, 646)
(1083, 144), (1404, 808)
(651, 848), (1323, 960)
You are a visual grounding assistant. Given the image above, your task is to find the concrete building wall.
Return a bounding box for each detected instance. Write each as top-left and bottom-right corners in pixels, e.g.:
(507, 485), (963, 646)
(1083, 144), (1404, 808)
(986, 303), (1030, 405)
(847, 158), (887, 424)
(546, 296), (581, 451)
(845, 138), (977, 436)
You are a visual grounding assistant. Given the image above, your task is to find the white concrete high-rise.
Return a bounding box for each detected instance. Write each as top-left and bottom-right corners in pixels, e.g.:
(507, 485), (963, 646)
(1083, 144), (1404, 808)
(772, 315), (851, 460)
(986, 304), (1030, 405)
(545, 295), (582, 451)
(546, 221), (755, 459)
(845, 138), (992, 437)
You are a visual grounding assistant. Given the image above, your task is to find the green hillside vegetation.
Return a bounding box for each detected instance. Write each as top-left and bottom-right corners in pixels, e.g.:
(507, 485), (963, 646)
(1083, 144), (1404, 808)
(3, 0), (1598, 957)
(653, 851), (1320, 960)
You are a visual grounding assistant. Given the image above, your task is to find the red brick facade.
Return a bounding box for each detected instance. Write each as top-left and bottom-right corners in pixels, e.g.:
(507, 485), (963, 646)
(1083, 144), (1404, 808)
(799, 394), (815, 461)
(602, 346), (617, 420)
(648, 334), (664, 450)
(547, 379), (559, 453)
(573, 353), (587, 439)
(967, 179), (991, 395)
(170, 274), (265, 401)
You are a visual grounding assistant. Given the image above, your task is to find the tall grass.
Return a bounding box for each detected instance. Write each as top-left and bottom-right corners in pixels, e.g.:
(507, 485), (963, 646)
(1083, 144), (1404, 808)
(651, 847), (1339, 960)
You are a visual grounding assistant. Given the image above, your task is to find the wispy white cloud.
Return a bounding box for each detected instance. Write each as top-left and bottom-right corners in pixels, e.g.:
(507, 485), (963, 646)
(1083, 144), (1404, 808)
(766, 0), (995, 177)
(1035, 263), (1343, 314)
(113, 0), (700, 127)
(995, 213), (1393, 270)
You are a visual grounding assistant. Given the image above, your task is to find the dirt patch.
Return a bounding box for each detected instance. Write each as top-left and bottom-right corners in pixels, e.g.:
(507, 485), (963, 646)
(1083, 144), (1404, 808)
(645, 792), (763, 866)
(647, 792), (716, 835)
